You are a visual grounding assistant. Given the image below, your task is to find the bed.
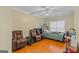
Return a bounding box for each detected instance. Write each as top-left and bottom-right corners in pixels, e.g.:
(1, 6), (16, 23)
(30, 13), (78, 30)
(42, 32), (65, 41)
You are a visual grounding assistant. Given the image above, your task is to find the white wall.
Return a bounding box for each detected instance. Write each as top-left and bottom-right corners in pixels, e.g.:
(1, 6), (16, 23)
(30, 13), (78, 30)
(74, 7), (79, 41)
(12, 10), (45, 37)
(0, 7), (12, 52)
(44, 15), (74, 32)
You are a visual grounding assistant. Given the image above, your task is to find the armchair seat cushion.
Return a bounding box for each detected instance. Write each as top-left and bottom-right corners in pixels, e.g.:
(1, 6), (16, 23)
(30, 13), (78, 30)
(36, 35), (41, 38)
(17, 39), (25, 43)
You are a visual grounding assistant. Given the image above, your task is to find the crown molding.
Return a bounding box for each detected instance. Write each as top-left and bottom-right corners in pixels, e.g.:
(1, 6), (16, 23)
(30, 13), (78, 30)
(12, 8), (30, 14)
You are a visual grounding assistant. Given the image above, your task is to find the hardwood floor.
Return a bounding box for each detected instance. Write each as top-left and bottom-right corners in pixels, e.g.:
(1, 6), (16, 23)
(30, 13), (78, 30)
(14, 39), (65, 53)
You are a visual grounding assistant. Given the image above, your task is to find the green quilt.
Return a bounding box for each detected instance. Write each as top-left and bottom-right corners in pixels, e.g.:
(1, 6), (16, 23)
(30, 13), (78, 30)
(42, 32), (65, 41)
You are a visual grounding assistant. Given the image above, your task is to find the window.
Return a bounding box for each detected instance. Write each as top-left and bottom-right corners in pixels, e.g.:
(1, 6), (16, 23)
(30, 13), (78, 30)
(50, 20), (65, 32)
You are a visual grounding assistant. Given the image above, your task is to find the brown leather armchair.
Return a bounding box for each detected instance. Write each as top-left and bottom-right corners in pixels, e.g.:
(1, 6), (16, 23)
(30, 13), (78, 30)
(30, 29), (42, 42)
(12, 30), (26, 51)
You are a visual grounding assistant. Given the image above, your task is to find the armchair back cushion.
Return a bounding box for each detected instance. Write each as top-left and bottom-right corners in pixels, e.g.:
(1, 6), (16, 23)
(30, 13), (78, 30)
(30, 29), (37, 37)
(12, 30), (23, 40)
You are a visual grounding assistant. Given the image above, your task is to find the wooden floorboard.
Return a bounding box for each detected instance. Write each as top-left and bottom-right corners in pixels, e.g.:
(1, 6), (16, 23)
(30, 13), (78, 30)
(14, 39), (65, 53)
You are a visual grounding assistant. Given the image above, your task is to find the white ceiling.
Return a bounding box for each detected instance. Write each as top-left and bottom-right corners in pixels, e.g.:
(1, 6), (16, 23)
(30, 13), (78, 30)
(14, 6), (74, 17)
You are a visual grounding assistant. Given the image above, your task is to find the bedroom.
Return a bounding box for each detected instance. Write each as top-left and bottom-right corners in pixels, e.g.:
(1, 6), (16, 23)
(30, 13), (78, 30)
(0, 6), (79, 53)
